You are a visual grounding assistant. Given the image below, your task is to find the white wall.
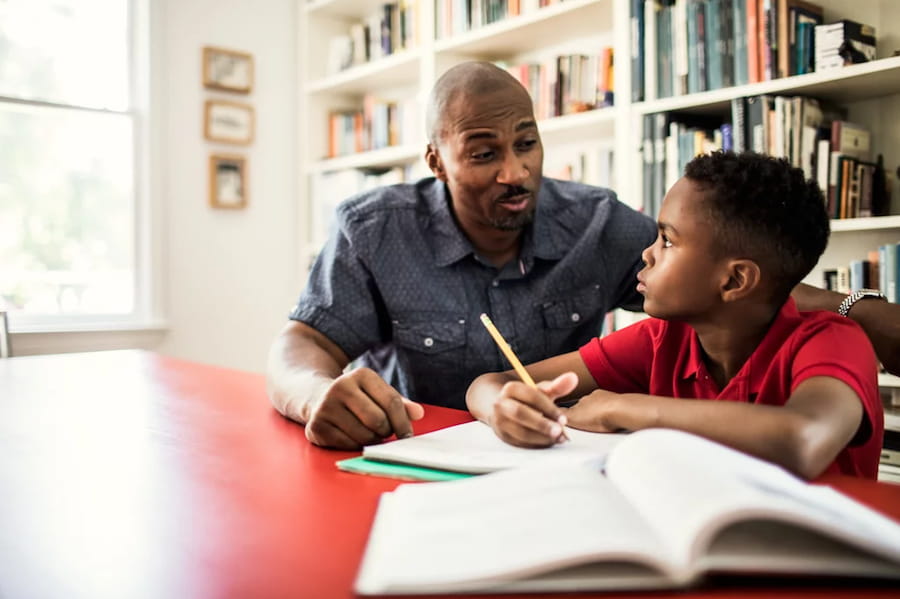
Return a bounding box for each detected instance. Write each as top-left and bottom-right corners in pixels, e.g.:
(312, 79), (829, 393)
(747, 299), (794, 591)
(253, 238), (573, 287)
(154, 0), (299, 373)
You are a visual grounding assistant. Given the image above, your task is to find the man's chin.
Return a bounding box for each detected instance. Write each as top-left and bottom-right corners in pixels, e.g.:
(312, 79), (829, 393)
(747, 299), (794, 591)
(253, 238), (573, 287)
(490, 209), (534, 231)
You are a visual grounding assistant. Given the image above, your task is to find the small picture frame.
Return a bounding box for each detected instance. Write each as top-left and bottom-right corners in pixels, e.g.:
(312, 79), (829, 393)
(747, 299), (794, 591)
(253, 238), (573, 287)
(202, 46), (254, 94)
(209, 154), (247, 210)
(204, 100), (254, 145)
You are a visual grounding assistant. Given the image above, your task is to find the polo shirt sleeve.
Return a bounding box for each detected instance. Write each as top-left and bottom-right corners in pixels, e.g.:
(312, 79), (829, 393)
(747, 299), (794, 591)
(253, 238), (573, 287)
(790, 316), (882, 446)
(578, 318), (658, 393)
(289, 214), (388, 361)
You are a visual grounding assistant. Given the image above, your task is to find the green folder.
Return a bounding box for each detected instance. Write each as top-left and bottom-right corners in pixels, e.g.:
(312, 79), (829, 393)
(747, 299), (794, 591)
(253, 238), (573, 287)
(336, 456), (474, 482)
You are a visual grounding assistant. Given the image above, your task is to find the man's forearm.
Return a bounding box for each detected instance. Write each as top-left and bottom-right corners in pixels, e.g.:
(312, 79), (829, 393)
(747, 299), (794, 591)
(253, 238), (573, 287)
(265, 328), (345, 424)
(793, 283), (900, 376)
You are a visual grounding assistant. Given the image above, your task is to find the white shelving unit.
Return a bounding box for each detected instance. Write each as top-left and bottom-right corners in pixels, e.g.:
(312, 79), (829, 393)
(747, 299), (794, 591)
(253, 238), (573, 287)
(297, 0), (900, 434)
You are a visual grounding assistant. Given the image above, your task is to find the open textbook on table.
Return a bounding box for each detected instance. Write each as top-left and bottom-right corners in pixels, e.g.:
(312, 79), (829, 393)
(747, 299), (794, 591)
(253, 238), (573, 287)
(360, 419), (627, 474)
(355, 429), (900, 595)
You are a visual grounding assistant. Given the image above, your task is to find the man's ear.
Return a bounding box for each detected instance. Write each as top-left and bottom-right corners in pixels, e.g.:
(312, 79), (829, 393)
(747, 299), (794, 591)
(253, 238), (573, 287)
(425, 144), (446, 181)
(720, 259), (761, 303)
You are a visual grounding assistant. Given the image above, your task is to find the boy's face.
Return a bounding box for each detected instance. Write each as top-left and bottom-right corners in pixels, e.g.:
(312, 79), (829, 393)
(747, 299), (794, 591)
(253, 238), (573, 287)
(637, 177), (727, 320)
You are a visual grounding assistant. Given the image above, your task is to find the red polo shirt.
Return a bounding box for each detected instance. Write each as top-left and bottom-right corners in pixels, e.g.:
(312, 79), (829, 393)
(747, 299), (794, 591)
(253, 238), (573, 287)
(579, 298), (883, 478)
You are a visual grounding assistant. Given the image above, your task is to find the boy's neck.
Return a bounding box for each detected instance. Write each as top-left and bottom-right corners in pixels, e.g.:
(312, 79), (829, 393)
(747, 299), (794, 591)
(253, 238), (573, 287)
(691, 302), (781, 390)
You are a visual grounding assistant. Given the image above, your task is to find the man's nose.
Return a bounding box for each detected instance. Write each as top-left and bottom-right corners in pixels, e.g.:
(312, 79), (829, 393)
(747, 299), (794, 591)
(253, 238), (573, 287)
(496, 153), (528, 185)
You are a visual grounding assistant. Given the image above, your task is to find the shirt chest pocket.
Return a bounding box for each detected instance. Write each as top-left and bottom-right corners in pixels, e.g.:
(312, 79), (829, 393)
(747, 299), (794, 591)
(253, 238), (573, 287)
(540, 285), (603, 329)
(539, 285), (605, 354)
(393, 318), (467, 357)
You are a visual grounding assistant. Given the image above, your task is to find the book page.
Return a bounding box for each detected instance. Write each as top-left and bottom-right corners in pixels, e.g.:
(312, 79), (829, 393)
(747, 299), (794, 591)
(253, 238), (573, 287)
(363, 420), (626, 474)
(605, 429), (900, 576)
(355, 463), (681, 595)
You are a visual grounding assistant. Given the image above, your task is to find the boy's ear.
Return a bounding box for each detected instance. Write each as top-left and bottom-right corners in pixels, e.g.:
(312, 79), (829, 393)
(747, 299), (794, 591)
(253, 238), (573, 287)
(720, 259), (762, 303)
(425, 144), (447, 181)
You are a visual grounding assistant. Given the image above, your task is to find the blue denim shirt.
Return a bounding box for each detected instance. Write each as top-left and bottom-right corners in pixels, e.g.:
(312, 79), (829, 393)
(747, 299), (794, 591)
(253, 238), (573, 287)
(291, 177), (657, 410)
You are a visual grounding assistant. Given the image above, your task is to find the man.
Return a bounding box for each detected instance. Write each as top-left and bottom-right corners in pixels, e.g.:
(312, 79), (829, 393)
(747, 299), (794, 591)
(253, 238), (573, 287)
(269, 61), (900, 450)
(267, 62), (656, 449)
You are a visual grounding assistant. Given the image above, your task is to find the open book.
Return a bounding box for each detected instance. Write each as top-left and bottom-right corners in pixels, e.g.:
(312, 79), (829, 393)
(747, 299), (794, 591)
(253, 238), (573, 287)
(356, 429), (900, 595)
(360, 420), (627, 474)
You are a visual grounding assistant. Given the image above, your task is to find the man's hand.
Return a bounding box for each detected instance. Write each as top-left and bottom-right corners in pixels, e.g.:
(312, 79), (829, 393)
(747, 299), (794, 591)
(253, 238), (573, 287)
(304, 368), (424, 450)
(490, 372), (579, 448)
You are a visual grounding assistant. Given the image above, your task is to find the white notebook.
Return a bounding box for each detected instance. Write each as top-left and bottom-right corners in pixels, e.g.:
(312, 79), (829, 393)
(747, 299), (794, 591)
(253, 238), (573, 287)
(362, 420), (627, 474)
(356, 429), (900, 595)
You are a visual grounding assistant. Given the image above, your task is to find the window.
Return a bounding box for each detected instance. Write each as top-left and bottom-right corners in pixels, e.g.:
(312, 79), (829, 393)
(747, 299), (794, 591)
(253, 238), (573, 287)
(0, 0), (145, 327)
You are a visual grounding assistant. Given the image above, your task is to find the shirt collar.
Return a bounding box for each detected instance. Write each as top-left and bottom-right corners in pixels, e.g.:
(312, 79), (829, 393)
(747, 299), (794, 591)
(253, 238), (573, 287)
(424, 177), (580, 268)
(681, 297), (803, 395)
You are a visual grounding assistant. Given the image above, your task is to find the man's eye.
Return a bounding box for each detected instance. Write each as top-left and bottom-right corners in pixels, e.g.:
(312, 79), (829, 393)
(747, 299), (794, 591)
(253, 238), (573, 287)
(471, 151), (494, 161)
(516, 139), (537, 151)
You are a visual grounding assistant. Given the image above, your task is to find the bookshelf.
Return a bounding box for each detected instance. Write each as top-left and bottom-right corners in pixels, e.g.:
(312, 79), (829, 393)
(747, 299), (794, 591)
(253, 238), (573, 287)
(297, 0), (900, 400)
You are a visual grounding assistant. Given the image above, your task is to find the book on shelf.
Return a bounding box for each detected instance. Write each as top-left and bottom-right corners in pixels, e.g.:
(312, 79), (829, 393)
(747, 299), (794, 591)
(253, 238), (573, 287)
(359, 420), (627, 474)
(815, 19), (877, 71)
(355, 428), (900, 595)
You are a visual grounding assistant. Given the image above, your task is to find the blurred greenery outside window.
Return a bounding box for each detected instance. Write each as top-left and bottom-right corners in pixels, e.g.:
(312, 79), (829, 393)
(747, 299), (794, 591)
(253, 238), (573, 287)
(0, 0), (140, 327)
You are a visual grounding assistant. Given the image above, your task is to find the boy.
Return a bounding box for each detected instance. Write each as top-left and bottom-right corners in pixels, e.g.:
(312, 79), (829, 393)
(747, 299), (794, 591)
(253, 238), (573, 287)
(467, 151), (883, 479)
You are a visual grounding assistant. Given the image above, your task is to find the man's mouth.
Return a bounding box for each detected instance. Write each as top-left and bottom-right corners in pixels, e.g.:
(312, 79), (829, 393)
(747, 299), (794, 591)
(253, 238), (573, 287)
(496, 190), (532, 212)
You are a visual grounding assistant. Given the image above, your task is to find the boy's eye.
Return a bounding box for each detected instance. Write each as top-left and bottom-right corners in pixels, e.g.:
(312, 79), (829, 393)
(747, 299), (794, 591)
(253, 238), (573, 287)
(661, 234), (672, 248)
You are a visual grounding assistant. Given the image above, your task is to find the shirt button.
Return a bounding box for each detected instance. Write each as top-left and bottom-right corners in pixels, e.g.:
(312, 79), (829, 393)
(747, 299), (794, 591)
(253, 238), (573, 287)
(570, 312), (581, 322)
(492, 280), (499, 287)
(423, 337), (434, 348)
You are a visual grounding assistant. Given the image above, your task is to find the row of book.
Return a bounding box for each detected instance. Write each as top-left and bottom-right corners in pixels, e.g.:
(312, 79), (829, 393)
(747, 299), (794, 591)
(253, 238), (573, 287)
(822, 243), (900, 304)
(630, 0), (876, 102)
(435, 0), (562, 40)
(503, 50), (614, 121)
(327, 96), (417, 158)
(641, 95), (890, 220)
(327, 0), (419, 75)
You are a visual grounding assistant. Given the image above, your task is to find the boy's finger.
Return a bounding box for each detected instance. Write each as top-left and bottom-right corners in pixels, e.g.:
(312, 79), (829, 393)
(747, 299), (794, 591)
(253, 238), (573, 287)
(536, 372), (579, 400)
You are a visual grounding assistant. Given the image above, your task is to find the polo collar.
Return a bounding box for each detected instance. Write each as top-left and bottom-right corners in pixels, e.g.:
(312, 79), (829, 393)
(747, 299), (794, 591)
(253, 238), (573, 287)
(426, 178), (580, 268)
(680, 297), (804, 397)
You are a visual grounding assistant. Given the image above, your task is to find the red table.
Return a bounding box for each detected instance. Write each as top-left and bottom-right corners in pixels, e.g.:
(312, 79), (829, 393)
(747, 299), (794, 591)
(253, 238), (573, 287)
(1, 350), (898, 598)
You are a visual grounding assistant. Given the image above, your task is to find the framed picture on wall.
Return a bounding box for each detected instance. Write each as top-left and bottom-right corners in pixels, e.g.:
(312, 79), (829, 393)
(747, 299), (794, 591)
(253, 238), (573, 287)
(204, 100), (254, 145)
(202, 46), (253, 93)
(209, 154), (247, 210)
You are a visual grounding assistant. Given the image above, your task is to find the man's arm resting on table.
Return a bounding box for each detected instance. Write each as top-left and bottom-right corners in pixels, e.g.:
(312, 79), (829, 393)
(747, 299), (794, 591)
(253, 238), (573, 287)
(793, 283), (900, 376)
(266, 320), (424, 449)
(266, 320), (349, 425)
(564, 376), (864, 480)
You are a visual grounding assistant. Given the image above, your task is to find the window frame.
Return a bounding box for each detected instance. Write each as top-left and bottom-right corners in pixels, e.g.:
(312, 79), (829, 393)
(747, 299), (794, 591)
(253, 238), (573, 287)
(2, 0), (165, 336)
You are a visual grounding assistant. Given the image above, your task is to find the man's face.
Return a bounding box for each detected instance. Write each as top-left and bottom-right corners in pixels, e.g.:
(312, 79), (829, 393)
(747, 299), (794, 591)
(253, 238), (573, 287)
(427, 86), (543, 235)
(637, 177), (727, 320)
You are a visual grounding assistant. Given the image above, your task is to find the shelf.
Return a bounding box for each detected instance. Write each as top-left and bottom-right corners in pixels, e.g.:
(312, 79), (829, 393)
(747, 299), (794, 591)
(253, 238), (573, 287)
(434, 0), (611, 58)
(885, 408), (900, 434)
(308, 144), (421, 173)
(881, 373), (900, 389)
(304, 0), (372, 19)
(634, 55), (900, 116)
(831, 215), (900, 232)
(307, 50), (421, 96)
(538, 107), (617, 143)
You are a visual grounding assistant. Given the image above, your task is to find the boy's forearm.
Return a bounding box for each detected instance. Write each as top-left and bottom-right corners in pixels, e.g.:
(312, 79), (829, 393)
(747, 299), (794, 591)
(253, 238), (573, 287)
(611, 394), (820, 478)
(466, 372), (515, 424)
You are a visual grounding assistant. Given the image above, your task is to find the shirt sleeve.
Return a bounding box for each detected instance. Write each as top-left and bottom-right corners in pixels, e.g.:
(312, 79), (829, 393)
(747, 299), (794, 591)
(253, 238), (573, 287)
(790, 316), (882, 447)
(290, 215), (389, 360)
(578, 318), (659, 393)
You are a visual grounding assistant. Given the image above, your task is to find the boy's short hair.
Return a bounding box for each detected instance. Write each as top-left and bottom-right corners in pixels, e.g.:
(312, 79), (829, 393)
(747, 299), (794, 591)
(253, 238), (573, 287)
(684, 151), (829, 303)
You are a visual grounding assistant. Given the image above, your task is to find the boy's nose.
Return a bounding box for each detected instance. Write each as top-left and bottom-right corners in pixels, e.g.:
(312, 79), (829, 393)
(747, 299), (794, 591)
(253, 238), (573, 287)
(641, 244), (654, 266)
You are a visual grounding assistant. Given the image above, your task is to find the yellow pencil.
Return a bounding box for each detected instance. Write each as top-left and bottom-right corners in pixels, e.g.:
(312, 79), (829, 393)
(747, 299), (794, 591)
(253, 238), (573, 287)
(479, 313), (568, 442)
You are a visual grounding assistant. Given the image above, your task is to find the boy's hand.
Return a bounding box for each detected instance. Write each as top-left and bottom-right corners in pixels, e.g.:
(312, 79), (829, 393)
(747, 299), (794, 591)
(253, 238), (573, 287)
(490, 372), (578, 448)
(563, 389), (625, 433)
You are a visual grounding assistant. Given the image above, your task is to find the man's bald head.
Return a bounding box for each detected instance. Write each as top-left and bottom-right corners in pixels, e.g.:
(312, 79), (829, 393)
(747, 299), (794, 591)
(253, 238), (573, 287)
(425, 62), (532, 146)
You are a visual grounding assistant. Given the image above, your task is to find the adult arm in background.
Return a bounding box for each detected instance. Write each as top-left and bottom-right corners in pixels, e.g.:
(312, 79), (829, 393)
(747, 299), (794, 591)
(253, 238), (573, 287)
(267, 320), (423, 450)
(793, 283), (900, 376)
